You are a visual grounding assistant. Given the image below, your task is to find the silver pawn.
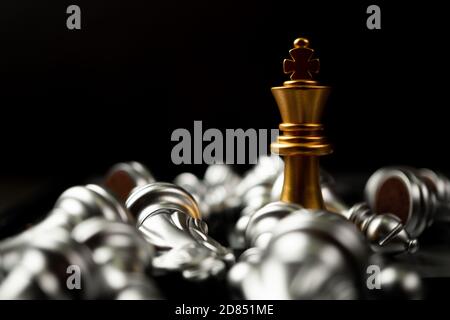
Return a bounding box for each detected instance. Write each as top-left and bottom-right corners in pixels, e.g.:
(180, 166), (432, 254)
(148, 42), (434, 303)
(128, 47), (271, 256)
(321, 172), (418, 255)
(272, 170), (417, 255)
(347, 203), (418, 255)
(365, 166), (450, 238)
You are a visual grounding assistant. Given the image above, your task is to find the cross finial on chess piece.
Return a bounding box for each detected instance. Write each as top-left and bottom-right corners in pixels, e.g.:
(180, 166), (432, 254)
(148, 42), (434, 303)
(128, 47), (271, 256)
(272, 37), (331, 209)
(283, 38), (320, 81)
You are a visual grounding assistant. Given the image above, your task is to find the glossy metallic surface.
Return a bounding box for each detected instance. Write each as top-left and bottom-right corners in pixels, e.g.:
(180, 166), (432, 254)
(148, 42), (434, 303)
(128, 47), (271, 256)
(245, 201), (304, 249)
(0, 184), (131, 254)
(365, 166), (450, 238)
(347, 203), (418, 254)
(72, 218), (162, 299)
(271, 38), (332, 209)
(127, 182), (201, 220)
(272, 170), (417, 255)
(105, 161), (155, 203)
(0, 229), (98, 299)
(229, 209), (368, 299)
(126, 182), (234, 281)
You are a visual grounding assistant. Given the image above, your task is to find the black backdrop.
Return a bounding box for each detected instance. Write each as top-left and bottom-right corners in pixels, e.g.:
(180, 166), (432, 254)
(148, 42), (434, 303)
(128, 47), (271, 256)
(0, 0), (448, 183)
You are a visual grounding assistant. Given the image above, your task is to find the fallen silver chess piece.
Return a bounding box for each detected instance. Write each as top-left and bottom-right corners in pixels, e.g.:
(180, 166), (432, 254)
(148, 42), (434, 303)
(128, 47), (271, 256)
(126, 182), (235, 281)
(174, 163), (242, 219)
(320, 172), (418, 254)
(0, 228), (99, 299)
(234, 202), (422, 300)
(229, 209), (368, 299)
(271, 170), (417, 255)
(104, 161), (156, 203)
(0, 184), (132, 273)
(72, 217), (162, 299)
(104, 162), (236, 280)
(366, 166), (450, 238)
(0, 184), (162, 299)
(230, 156), (285, 249)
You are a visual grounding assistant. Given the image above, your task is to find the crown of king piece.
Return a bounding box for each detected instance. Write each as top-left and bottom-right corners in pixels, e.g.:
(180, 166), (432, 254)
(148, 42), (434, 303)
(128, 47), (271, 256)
(283, 37), (320, 81)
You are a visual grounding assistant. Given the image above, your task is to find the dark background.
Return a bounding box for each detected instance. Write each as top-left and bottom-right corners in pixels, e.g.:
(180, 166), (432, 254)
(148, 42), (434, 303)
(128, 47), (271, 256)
(0, 1), (448, 218)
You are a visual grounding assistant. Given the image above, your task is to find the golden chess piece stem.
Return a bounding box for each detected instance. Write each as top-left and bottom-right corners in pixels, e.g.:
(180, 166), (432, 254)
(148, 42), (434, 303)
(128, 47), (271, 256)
(271, 38), (332, 209)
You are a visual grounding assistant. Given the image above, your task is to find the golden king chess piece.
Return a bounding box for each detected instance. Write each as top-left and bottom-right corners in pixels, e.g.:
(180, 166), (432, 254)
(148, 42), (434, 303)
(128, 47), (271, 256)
(271, 37), (332, 209)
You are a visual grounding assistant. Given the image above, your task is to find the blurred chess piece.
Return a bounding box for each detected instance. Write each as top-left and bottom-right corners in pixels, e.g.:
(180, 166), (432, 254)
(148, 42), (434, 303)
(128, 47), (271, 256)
(231, 186), (273, 249)
(376, 265), (423, 299)
(72, 218), (162, 299)
(0, 184), (132, 263)
(174, 158), (284, 249)
(0, 217), (162, 300)
(0, 228), (99, 299)
(106, 161), (236, 279)
(125, 182), (234, 281)
(271, 37), (332, 209)
(173, 172), (209, 215)
(321, 172), (418, 254)
(367, 255), (423, 300)
(231, 156), (284, 248)
(105, 161), (155, 203)
(234, 156), (284, 199)
(272, 170), (417, 255)
(201, 163), (241, 215)
(365, 166), (450, 238)
(229, 210), (368, 299)
(204, 163), (241, 194)
(174, 163), (241, 219)
(234, 156), (283, 219)
(244, 201), (303, 249)
(0, 184), (161, 299)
